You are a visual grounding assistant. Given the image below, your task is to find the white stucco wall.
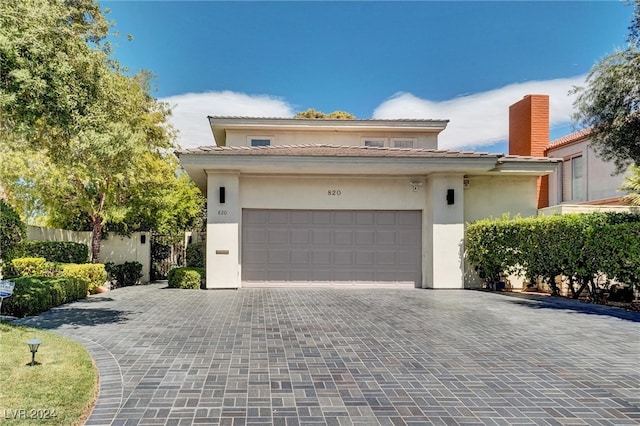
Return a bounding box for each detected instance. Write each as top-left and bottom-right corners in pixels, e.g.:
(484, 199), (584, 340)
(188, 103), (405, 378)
(26, 226), (151, 283)
(225, 129), (439, 149)
(462, 175), (539, 289)
(547, 140), (629, 205)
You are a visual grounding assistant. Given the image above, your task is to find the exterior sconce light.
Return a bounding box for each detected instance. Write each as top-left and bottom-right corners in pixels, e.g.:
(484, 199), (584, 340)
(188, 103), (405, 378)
(463, 176), (470, 189)
(27, 338), (42, 366)
(219, 187), (226, 204)
(446, 189), (455, 205)
(410, 181), (422, 192)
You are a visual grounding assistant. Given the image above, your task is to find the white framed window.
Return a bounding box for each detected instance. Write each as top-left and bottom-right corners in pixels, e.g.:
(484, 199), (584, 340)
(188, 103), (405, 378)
(562, 155), (584, 202)
(362, 138), (386, 147)
(391, 138), (416, 148)
(248, 137), (272, 147)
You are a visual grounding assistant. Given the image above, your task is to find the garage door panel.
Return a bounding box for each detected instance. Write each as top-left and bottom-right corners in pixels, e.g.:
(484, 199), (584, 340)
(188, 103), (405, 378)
(268, 210), (289, 224)
(334, 250), (353, 265)
(290, 251), (309, 264)
(376, 230), (396, 245)
(242, 209), (421, 286)
(268, 250), (289, 264)
(355, 251), (374, 265)
(311, 250), (331, 265)
(334, 230), (353, 245)
(355, 230), (375, 245)
(312, 211), (332, 225)
(312, 229), (331, 245)
(290, 229), (310, 245)
(268, 230), (288, 245)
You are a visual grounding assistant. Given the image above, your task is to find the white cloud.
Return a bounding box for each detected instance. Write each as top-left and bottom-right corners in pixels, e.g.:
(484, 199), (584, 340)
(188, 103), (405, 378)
(373, 75), (587, 150)
(161, 91), (294, 148)
(164, 77), (587, 151)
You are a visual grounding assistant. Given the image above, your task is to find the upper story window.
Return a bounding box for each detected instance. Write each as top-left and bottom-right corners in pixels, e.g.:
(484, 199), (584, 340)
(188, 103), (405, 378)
(249, 138), (272, 147)
(391, 138), (416, 148)
(562, 155), (584, 202)
(363, 138), (386, 147)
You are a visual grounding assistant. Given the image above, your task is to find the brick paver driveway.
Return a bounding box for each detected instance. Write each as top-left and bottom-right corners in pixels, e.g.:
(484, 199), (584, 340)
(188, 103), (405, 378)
(16, 284), (640, 425)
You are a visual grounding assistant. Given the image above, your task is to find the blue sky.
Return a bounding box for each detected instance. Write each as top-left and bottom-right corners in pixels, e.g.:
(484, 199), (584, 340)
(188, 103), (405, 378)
(102, 1), (633, 152)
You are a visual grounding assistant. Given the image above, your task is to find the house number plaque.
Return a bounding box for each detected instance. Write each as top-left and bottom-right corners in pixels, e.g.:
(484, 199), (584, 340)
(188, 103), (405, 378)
(327, 189), (342, 196)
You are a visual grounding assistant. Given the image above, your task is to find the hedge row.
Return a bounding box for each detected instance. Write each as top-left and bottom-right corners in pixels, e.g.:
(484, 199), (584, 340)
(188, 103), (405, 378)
(2, 276), (89, 318)
(168, 267), (205, 289)
(9, 257), (107, 293)
(7, 240), (88, 263)
(466, 213), (640, 299)
(105, 261), (142, 288)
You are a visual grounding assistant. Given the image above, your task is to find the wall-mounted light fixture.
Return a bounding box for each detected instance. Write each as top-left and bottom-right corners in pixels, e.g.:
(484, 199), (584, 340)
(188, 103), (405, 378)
(446, 189), (455, 205)
(140, 234), (146, 244)
(219, 187), (226, 204)
(409, 181), (422, 192)
(463, 176), (470, 189)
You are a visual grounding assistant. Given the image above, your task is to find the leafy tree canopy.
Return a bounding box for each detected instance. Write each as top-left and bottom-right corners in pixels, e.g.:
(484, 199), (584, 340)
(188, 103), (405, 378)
(572, 0), (640, 174)
(295, 108), (356, 119)
(0, 0), (204, 262)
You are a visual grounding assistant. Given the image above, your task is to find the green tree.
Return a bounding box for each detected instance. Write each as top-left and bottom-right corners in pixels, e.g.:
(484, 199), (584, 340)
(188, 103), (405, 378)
(620, 165), (640, 205)
(571, 0), (640, 173)
(0, 0), (204, 262)
(0, 200), (26, 264)
(295, 108), (356, 119)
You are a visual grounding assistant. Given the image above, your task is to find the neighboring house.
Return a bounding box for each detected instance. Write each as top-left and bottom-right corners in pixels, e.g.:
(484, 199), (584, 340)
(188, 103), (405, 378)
(508, 94), (631, 212)
(177, 116), (559, 290)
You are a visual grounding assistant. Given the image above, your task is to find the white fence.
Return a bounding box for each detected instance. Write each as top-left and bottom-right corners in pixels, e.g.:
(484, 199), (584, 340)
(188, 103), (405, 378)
(27, 226), (151, 283)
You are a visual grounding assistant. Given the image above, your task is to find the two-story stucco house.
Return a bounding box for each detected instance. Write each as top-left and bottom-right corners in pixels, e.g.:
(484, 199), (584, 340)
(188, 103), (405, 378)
(177, 115), (559, 290)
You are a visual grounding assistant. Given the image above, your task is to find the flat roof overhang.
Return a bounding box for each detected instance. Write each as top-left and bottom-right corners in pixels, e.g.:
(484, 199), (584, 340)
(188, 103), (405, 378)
(178, 154), (558, 193)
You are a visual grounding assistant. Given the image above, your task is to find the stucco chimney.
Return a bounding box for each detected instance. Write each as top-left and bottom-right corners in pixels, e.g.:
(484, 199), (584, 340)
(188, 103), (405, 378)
(508, 94), (550, 208)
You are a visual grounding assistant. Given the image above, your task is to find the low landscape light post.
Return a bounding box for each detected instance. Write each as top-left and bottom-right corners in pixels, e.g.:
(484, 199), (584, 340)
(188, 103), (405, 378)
(27, 338), (42, 366)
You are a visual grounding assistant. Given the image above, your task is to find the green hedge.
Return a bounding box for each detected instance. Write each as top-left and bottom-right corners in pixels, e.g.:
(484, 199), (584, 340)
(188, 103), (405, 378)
(105, 261), (142, 288)
(9, 258), (107, 294)
(466, 213), (640, 299)
(60, 263), (107, 293)
(8, 240), (88, 264)
(10, 257), (60, 278)
(168, 267), (204, 289)
(2, 276), (89, 318)
(0, 200), (26, 261)
(186, 242), (205, 268)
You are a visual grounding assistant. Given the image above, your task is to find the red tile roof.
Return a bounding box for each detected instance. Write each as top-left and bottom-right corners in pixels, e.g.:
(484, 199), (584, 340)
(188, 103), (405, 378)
(546, 128), (591, 153)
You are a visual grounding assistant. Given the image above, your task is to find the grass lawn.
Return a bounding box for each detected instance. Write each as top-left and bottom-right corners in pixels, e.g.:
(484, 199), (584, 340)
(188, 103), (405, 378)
(0, 322), (98, 425)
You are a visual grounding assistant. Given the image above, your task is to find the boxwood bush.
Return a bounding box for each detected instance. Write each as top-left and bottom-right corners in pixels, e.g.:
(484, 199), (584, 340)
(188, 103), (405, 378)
(105, 261), (143, 288)
(60, 263), (107, 293)
(2, 276), (89, 318)
(168, 267), (205, 289)
(10, 257), (60, 278)
(186, 242), (205, 268)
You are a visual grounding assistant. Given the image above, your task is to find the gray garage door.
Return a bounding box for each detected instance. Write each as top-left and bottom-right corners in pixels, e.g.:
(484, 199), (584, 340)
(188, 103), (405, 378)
(242, 209), (422, 287)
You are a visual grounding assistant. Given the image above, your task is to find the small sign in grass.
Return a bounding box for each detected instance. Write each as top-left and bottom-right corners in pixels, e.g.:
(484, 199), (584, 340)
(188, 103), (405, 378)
(0, 322), (98, 425)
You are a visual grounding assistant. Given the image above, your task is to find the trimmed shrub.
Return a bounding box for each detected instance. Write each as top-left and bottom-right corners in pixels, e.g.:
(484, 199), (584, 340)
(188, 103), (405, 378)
(186, 242), (205, 268)
(10, 257), (60, 278)
(60, 263), (107, 293)
(168, 267), (204, 289)
(0, 200), (26, 262)
(8, 240), (88, 264)
(2, 276), (88, 318)
(106, 261), (143, 288)
(466, 213), (640, 299)
(608, 284), (635, 303)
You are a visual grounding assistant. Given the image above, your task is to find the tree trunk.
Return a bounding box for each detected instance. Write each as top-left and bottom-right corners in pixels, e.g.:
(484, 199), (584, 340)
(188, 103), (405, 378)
(91, 220), (103, 263)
